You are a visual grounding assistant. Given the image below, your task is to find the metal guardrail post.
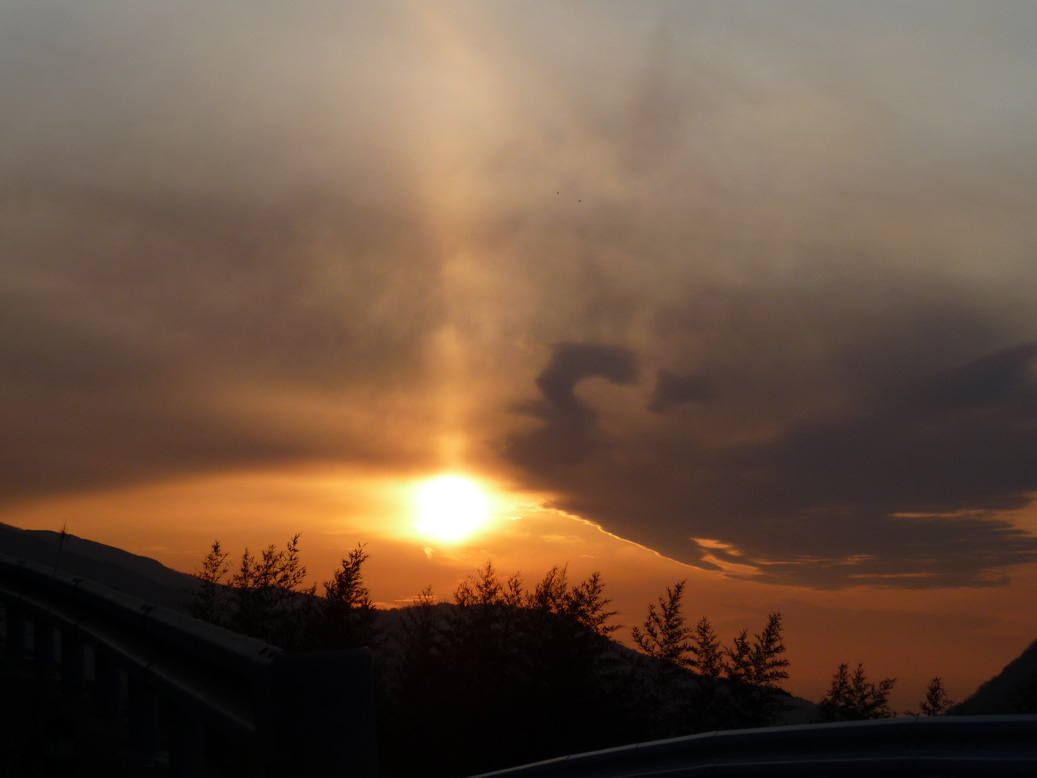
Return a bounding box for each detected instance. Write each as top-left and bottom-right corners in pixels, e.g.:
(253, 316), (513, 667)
(168, 706), (206, 778)
(95, 651), (124, 720)
(128, 676), (162, 755)
(0, 553), (380, 775)
(32, 618), (56, 671)
(61, 633), (86, 695)
(261, 648), (378, 777)
(5, 604), (27, 657)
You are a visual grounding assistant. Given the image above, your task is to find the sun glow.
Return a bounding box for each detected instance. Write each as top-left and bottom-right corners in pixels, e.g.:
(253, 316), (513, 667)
(415, 474), (490, 542)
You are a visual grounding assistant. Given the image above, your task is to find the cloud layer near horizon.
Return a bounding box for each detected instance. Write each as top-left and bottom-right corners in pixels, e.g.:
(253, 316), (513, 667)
(3, 1), (1037, 588)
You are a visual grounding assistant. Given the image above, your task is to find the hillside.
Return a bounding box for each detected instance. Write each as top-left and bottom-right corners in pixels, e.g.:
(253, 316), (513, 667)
(0, 522), (197, 611)
(10, 522), (1037, 726)
(950, 639), (1037, 715)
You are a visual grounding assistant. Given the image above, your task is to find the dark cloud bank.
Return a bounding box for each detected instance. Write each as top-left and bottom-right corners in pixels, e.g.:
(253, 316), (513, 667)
(506, 341), (1037, 590)
(0, 184), (446, 504)
(4, 1), (1037, 593)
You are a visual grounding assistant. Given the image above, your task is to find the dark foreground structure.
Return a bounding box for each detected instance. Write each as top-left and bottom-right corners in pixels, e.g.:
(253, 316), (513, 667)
(0, 552), (376, 776)
(472, 714), (1037, 777)
(4, 549), (1036, 777)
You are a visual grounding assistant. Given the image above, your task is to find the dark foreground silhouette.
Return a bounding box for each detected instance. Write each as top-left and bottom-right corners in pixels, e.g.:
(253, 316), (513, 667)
(191, 538), (801, 776)
(4, 524), (1032, 777)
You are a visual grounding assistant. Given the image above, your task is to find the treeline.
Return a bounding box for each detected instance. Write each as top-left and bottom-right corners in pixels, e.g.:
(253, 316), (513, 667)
(190, 535), (376, 650)
(190, 537), (954, 776)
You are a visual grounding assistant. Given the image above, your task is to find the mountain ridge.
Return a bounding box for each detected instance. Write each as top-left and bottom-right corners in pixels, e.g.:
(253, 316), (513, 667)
(950, 638), (1037, 715)
(5, 521), (1034, 720)
(0, 522), (197, 610)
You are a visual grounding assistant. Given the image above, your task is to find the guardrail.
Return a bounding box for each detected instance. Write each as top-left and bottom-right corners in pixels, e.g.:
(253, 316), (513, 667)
(471, 713), (1037, 777)
(0, 552), (377, 777)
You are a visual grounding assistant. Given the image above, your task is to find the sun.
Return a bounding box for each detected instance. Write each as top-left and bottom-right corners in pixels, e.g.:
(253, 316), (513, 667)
(416, 474), (489, 542)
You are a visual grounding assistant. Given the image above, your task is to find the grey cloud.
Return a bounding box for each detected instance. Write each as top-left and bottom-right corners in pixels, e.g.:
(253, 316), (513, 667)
(534, 342), (638, 411)
(0, 182), (447, 505)
(750, 344), (1037, 519)
(648, 369), (715, 413)
(905, 343), (1037, 415)
(5, 0), (1037, 595)
(507, 338), (1037, 589)
(506, 343), (638, 470)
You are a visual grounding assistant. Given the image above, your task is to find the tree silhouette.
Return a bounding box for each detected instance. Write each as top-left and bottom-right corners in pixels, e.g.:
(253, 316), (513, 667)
(723, 612), (790, 728)
(527, 565), (619, 637)
(683, 616), (728, 732)
(186, 540), (965, 775)
(229, 534), (316, 646)
(918, 676), (954, 716)
(722, 614), (788, 689)
(818, 662), (896, 721)
(191, 540), (230, 624)
(527, 564), (568, 611)
(631, 580), (693, 667)
(385, 586), (454, 776)
(690, 616), (724, 678)
(725, 628), (753, 682)
(630, 588), (792, 732)
(568, 571), (620, 637)
(382, 561), (633, 777)
(316, 543), (376, 648)
(454, 560), (523, 607)
(396, 586), (445, 680)
(749, 612), (790, 689)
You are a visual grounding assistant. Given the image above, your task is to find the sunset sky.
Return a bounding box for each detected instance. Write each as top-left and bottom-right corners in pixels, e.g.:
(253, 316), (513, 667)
(3, 1), (1037, 711)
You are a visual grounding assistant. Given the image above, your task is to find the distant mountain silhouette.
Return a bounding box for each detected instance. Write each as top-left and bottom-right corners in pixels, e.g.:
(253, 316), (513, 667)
(1, 522), (841, 776)
(2, 522), (825, 732)
(372, 599), (818, 730)
(0, 522), (197, 611)
(950, 639), (1037, 715)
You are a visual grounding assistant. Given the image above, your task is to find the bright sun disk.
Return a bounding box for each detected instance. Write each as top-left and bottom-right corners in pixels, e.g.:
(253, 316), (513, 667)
(416, 475), (489, 542)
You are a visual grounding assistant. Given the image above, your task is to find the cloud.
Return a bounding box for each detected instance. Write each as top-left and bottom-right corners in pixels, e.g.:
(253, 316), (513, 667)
(534, 342), (639, 412)
(742, 345), (1037, 529)
(0, 182), (447, 504)
(506, 337), (1037, 590)
(648, 369), (715, 413)
(3, 2), (1037, 592)
(906, 343), (1037, 415)
(506, 343), (638, 470)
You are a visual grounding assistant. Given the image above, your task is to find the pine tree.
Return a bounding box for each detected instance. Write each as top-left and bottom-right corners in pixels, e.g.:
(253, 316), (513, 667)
(454, 560), (523, 607)
(918, 676), (954, 716)
(722, 613), (789, 689)
(527, 565), (569, 613)
(527, 566), (619, 638)
(565, 571), (619, 637)
(724, 629), (753, 682)
(631, 580), (693, 667)
(191, 540), (230, 624)
(722, 612), (791, 728)
(690, 616), (724, 678)
(750, 612), (790, 689)
(818, 662), (896, 721)
(318, 543), (376, 648)
(229, 534), (316, 646)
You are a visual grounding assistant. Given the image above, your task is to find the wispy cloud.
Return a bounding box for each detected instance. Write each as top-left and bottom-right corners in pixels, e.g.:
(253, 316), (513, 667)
(3, 1), (1036, 588)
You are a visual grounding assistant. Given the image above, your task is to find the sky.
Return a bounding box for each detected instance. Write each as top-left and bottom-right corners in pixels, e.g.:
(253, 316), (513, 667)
(3, 1), (1037, 711)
